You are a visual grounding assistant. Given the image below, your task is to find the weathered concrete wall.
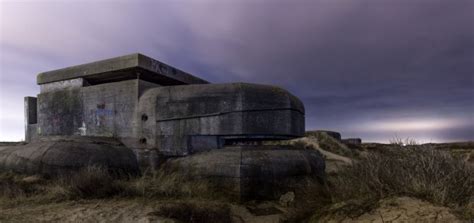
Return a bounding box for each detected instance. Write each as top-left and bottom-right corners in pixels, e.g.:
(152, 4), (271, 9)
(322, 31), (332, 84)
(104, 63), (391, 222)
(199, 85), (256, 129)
(36, 79), (159, 144)
(29, 53), (307, 170)
(38, 88), (83, 136)
(0, 136), (139, 176)
(15, 53), (323, 201)
(33, 79), (305, 170)
(81, 79), (139, 138)
(40, 78), (87, 93)
(37, 53), (208, 85)
(137, 83), (305, 157)
(25, 124), (38, 143)
(165, 145), (325, 200)
(24, 97), (37, 142)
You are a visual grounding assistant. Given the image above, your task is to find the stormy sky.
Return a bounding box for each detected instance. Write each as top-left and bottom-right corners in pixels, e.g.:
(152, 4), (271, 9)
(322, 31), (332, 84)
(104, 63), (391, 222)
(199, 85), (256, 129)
(1, 0), (473, 142)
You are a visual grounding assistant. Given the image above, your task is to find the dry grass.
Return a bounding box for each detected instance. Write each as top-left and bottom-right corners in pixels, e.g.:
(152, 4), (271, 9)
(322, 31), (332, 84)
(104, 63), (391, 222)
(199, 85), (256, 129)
(306, 132), (357, 157)
(320, 146), (474, 220)
(265, 134), (473, 221)
(389, 136), (419, 146)
(126, 167), (227, 200)
(1, 140), (472, 221)
(57, 166), (125, 199)
(0, 172), (43, 198)
(268, 131), (357, 157)
(0, 166), (233, 222)
(0, 165), (226, 204)
(149, 202), (232, 223)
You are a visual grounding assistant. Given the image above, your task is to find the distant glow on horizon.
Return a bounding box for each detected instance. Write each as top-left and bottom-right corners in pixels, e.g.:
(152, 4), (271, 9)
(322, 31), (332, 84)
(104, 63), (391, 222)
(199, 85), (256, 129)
(364, 119), (463, 132)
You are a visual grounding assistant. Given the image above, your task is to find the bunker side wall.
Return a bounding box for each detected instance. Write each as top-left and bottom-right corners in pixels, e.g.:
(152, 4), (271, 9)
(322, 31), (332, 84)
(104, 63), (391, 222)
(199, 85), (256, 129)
(37, 79), (159, 145)
(154, 110), (303, 156)
(137, 83), (305, 157)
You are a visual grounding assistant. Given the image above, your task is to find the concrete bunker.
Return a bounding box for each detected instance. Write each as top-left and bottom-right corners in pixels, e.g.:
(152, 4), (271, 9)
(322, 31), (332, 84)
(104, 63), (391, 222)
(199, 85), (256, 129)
(3, 53), (324, 199)
(342, 138), (362, 145)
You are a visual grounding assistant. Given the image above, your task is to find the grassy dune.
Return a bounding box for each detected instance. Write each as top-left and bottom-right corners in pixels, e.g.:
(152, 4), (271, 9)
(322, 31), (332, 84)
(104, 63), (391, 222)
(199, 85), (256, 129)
(0, 136), (472, 222)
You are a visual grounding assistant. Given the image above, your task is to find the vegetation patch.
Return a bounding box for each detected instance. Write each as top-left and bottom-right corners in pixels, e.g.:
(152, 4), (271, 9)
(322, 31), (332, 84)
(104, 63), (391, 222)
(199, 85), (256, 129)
(149, 202), (232, 223)
(1, 141), (472, 222)
(312, 146), (474, 221)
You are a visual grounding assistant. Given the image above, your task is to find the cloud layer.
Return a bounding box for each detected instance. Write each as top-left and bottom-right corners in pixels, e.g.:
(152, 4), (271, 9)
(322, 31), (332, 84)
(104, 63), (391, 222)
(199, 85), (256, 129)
(1, 0), (473, 142)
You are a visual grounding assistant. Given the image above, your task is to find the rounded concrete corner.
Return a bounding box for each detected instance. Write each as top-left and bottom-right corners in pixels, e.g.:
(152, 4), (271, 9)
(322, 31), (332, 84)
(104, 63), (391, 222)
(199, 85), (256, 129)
(0, 136), (140, 176)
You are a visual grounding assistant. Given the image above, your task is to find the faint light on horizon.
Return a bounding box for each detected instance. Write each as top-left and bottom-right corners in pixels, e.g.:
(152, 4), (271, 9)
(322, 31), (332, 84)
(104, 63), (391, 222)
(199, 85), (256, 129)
(363, 118), (464, 132)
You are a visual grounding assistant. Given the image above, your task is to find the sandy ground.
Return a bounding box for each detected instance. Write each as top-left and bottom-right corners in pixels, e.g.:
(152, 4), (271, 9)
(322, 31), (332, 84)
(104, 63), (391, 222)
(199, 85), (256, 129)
(1, 199), (161, 223)
(0, 198), (289, 223)
(316, 197), (469, 223)
(1, 197), (469, 223)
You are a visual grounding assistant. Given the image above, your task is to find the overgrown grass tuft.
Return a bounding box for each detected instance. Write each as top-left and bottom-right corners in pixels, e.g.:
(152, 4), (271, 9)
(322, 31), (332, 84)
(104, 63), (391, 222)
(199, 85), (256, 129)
(57, 165), (125, 199)
(389, 136), (419, 146)
(0, 165), (227, 203)
(149, 202), (232, 223)
(1, 144), (472, 221)
(325, 146), (473, 219)
(126, 167), (225, 200)
(0, 172), (43, 198)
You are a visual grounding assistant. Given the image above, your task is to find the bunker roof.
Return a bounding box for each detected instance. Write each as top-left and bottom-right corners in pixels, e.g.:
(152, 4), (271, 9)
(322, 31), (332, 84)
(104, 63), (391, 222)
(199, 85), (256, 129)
(37, 53), (209, 85)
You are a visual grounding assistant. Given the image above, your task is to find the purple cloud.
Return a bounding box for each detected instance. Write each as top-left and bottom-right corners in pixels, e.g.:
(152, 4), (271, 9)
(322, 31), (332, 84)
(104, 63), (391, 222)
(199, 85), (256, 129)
(1, 0), (473, 142)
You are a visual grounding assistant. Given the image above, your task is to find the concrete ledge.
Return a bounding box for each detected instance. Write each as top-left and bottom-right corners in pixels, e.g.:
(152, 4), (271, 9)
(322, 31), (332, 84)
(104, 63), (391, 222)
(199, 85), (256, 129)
(37, 53), (209, 85)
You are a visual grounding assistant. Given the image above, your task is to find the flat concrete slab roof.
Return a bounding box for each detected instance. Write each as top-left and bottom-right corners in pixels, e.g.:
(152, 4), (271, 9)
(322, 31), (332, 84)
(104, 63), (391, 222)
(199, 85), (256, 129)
(37, 53), (209, 85)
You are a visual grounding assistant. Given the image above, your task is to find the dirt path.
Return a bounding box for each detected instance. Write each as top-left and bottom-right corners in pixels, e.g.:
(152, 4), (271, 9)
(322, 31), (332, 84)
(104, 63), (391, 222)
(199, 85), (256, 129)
(0, 198), (288, 223)
(315, 197), (467, 223)
(1, 199), (159, 222)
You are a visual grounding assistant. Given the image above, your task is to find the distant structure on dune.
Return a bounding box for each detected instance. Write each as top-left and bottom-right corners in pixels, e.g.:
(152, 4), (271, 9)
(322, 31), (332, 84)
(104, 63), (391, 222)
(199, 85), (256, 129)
(1, 53), (325, 200)
(306, 130), (362, 148)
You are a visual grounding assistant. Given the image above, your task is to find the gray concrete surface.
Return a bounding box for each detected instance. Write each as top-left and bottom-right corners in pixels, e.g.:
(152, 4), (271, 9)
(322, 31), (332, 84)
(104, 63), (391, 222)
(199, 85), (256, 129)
(342, 138), (362, 145)
(37, 53), (209, 85)
(137, 83), (305, 157)
(32, 77), (306, 167)
(0, 136), (139, 176)
(24, 97), (37, 142)
(7, 53), (328, 199)
(164, 145), (326, 200)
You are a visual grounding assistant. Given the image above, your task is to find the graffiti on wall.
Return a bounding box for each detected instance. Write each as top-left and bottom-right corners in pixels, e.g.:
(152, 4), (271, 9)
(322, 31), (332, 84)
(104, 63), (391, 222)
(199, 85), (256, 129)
(93, 103), (114, 127)
(78, 121), (87, 136)
(150, 60), (177, 75)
